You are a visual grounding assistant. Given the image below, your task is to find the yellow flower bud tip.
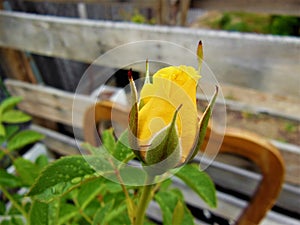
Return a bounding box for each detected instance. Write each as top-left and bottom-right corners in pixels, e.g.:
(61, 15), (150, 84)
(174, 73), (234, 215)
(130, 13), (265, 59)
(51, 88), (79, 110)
(144, 59), (151, 85)
(128, 68), (133, 81)
(197, 40), (203, 72)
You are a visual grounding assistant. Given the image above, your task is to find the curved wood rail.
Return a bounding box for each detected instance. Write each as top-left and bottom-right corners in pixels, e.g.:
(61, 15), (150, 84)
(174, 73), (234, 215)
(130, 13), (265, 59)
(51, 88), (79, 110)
(203, 127), (285, 225)
(83, 101), (285, 225)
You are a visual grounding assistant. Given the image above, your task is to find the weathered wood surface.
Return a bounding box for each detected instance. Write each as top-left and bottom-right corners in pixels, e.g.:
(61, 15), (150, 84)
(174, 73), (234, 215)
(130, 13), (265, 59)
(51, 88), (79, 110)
(23, 0), (160, 6)
(0, 11), (300, 97)
(190, 0), (300, 16)
(21, 0), (300, 16)
(5, 79), (94, 128)
(0, 47), (37, 83)
(201, 84), (300, 121)
(30, 124), (80, 155)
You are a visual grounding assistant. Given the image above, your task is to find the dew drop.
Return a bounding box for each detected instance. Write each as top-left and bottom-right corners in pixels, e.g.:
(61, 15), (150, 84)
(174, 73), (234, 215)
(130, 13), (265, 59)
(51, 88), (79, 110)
(71, 177), (82, 184)
(51, 187), (57, 194)
(84, 174), (91, 179)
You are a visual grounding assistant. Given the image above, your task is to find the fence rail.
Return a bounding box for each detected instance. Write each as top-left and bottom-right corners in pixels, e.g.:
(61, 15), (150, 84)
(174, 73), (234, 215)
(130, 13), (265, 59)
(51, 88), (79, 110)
(0, 11), (299, 97)
(19, 0), (300, 16)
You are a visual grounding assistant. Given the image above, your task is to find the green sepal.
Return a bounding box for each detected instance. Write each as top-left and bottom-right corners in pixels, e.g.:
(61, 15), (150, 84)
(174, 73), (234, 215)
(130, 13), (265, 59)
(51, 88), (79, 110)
(144, 105), (181, 174)
(128, 73), (142, 161)
(190, 86), (218, 160)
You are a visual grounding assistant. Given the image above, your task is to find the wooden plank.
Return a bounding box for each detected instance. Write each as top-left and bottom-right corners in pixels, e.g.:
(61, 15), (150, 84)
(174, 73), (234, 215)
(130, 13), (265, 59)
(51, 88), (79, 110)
(0, 1), (37, 83)
(0, 11), (299, 97)
(22, 0), (161, 8)
(30, 124), (80, 155)
(179, 0), (191, 25)
(190, 0), (300, 16)
(23, 0), (300, 16)
(5, 79), (94, 128)
(208, 85), (300, 121)
(0, 48), (37, 83)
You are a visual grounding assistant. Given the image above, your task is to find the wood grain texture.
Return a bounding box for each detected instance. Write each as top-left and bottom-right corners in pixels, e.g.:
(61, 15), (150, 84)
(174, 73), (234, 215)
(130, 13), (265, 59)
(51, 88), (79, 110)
(204, 127), (285, 225)
(5, 79), (94, 127)
(0, 11), (299, 96)
(0, 47), (37, 83)
(22, 0), (300, 16)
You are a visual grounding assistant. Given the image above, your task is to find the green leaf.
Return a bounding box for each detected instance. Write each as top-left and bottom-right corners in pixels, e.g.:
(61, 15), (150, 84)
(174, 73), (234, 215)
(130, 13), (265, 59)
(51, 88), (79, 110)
(1, 217), (24, 225)
(155, 190), (194, 225)
(191, 86), (218, 160)
(29, 199), (60, 225)
(172, 200), (185, 225)
(11, 217), (24, 225)
(92, 201), (114, 225)
(2, 110), (31, 123)
(101, 129), (116, 154)
(13, 158), (40, 186)
(0, 151), (5, 161)
(35, 154), (49, 170)
(94, 200), (129, 225)
(0, 97), (22, 115)
(0, 169), (22, 188)
(81, 143), (104, 155)
(113, 129), (135, 162)
(0, 125), (19, 149)
(159, 178), (172, 192)
(101, 179), (123, 194)
(58, 203), (78, 225)
(0, 124), (5, 136)
(7, 130), (44, 151)
(0, 220), (10, 225)
(5, 125), (19, 140)
(77, 178), (104, 210)
(175, 164), (217, 208)
(27, 156), (98, 202)
(0, 199), (6, 215)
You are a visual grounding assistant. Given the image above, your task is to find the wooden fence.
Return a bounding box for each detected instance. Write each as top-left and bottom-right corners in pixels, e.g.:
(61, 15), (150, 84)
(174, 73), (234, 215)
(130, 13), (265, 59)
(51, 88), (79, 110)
(1, 1), (300, 223)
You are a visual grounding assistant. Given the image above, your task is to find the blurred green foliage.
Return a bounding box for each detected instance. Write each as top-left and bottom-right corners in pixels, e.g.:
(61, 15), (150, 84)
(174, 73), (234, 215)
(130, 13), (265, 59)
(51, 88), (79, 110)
(208, 12), (300, 36)
(269, 16), (300, 36)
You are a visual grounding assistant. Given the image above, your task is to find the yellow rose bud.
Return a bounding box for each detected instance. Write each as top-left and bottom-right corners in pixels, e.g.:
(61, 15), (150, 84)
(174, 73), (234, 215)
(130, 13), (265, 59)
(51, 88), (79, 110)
(137, 65), (201, 165)
(128, 41), (218, 173)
